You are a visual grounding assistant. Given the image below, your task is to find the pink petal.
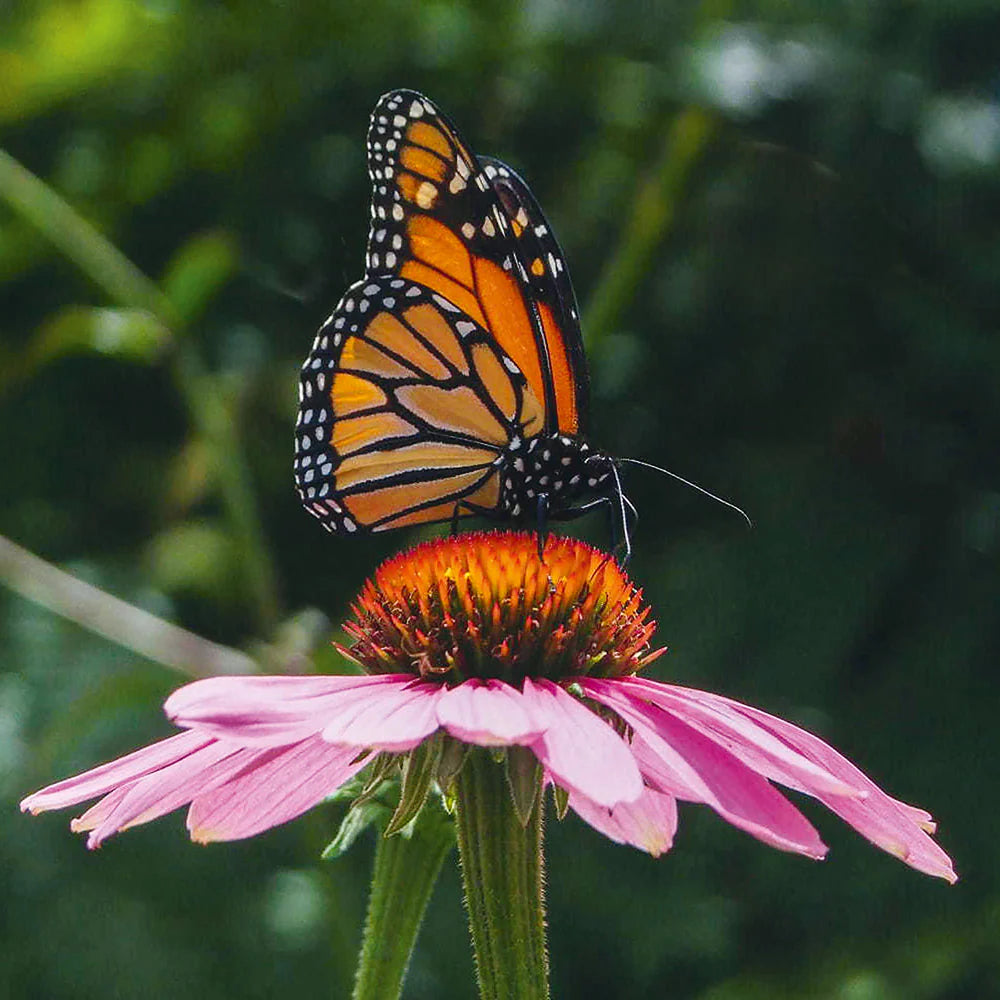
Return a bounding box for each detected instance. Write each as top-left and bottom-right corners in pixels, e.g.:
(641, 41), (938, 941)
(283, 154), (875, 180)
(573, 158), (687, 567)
(521, 678), (643, 809)
(567, 784), (678, 857)
(890, 799), (936, 830)
(187, 737), (371, 842)
(320, 679), (443, 751)
(68, 784), (132, 833)
(166, 674), (412, 746)
(20, 730), (212, 814)
(588, 682), (827, 857)
(436, 679), (547, 746)
(724, 699), (958, 882)
(76, 740), (253, 848)
(603, 677), (858, 797)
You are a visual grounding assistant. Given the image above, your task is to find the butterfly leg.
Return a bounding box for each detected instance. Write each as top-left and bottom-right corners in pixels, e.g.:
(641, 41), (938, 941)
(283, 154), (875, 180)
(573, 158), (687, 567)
(451, 500), (503, 536)
(548, 487), (633, 562)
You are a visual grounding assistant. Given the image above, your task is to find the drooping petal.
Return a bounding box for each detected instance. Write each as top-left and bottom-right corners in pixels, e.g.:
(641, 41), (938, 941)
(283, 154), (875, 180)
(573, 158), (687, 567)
(588, 681), (828, 857)
(187, 737), (371, 842)
(73, 740), (251, 848)
(522, 678), (643, 809)
(68, 784), (132, 834)
(25, 698), (380, 849)
(566, 783), (678, 857)
(436, 678), (547, 746)
(602, 677), (858, 797)
(716, 698), (958, 882)
(586, 677), (957, 881)
(166, 674), (413, 746)
(320, 679), (443, 751)
(20, 730), (213, 815)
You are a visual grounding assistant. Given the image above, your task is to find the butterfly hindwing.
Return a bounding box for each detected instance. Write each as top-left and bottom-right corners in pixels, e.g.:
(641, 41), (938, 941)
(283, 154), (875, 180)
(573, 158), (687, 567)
(295, 274), (545, 533)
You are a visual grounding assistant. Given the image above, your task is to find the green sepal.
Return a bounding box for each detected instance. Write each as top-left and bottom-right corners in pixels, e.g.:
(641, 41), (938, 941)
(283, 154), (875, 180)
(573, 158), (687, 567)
(551, 783), (570, 820)
(325, 751), (398, 807)
(356, 753), (402, 807)
(385, 733), (443, 836)
(505, 745), (541, 827)
(436, 734), (470, 793)
(322, 799), (391, 860)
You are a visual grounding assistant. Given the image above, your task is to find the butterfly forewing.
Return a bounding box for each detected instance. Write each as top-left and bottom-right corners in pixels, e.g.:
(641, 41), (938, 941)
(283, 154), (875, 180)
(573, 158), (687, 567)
(480, 155), (589, 436)
(364, 89), (572, 434)
(295, 274), (544, 533)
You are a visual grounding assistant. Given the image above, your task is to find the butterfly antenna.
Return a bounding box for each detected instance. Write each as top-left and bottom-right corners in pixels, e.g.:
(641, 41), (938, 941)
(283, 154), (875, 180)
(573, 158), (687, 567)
(620, 458), (753, 528)
(609, 461), (633, 563)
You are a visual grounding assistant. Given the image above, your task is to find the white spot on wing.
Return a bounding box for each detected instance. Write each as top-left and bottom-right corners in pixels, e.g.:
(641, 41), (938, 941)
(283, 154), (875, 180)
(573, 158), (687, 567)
(416, 181), (438, 209)
(433, 294), (460, 312)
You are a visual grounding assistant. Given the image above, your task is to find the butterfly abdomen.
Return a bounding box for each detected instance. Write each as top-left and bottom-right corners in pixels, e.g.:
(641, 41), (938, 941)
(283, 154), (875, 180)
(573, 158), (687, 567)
(497, 434), (614, 520)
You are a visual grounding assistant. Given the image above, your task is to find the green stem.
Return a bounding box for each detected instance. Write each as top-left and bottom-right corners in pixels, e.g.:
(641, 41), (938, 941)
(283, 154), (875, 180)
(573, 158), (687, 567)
(171, 344), (280, 629)
(352, 811), (455, 1000)
(583, 107), (715, 348)
(454, 750), (548, 1000)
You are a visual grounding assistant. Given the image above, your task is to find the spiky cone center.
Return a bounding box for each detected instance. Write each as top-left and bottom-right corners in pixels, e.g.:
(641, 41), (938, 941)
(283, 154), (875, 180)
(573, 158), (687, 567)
(343, 531), (662, 684)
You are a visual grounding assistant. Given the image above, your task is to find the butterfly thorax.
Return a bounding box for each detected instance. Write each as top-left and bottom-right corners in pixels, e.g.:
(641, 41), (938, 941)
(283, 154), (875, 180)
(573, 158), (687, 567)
(496, 434), (614, 520)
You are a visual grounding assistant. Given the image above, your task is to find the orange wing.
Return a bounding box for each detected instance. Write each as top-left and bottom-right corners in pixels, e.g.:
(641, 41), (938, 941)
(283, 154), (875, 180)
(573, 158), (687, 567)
(363, 90), (586, 436)
(482, 156), (589, 435)
(295, 275), (544, 533)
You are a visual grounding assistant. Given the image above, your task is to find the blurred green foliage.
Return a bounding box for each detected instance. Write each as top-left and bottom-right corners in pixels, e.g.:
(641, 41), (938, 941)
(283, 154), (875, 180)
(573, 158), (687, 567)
(2, 1), (998, 997)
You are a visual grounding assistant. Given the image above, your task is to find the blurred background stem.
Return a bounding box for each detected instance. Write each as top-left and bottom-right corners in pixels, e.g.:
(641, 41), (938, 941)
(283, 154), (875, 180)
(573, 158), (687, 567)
(0, 147), (280, 630)
(583, 107), (715, 348)
(0, 534), (256, 676)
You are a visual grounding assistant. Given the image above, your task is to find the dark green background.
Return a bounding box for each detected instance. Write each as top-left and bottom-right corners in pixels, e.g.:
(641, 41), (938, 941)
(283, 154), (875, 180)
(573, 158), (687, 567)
(2, 2), (997, 997)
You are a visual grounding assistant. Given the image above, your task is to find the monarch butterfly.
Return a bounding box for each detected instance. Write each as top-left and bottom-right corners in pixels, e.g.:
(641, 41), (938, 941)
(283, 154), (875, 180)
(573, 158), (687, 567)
(294, 90), (743, 558)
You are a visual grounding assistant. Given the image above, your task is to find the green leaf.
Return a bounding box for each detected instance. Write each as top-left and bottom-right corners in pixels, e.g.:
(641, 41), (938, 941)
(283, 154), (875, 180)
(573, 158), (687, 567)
(359, 754), (401, 805)
(160, 230), (238, 323)
(30, 305), (171, 368)
(321, 800), (391, 860)
(144, 520), (239, 599)
(385, 733), (443, 836)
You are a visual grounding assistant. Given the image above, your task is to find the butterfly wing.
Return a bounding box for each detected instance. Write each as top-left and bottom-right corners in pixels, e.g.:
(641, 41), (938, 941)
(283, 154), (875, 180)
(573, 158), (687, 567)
(480, 155), (589, 435)
(364, 89), (581, 436)
(295, 274), (544, 533)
